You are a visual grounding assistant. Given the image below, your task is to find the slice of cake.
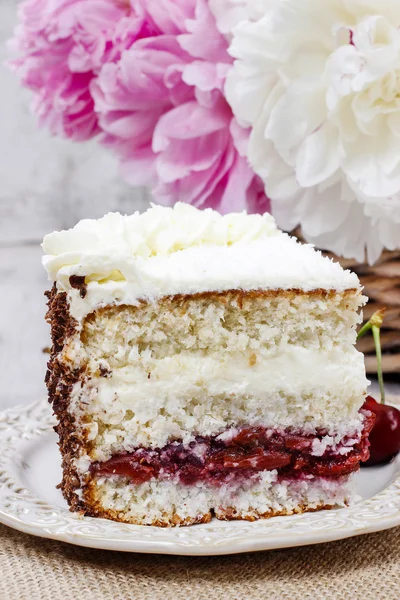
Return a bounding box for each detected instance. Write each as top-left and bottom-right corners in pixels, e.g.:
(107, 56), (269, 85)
(43, 203), (372, 527)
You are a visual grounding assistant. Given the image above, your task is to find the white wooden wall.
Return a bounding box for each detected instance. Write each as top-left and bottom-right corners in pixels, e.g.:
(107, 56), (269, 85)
(0, 0), (150, 409)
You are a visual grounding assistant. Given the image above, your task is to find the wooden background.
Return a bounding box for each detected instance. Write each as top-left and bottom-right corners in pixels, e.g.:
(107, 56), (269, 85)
(0, 0), (398, 411)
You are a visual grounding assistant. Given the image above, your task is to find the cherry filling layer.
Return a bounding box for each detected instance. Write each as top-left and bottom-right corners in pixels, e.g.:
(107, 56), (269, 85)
(90, 411), (375, 486)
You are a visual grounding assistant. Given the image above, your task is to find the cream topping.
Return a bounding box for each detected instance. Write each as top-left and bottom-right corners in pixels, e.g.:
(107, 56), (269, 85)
(42, 202), (279, 261)
(42, 203), (360, 320)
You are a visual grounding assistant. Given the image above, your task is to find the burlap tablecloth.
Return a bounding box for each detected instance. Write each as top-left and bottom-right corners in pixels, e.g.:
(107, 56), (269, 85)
(1, 523), (399, 600)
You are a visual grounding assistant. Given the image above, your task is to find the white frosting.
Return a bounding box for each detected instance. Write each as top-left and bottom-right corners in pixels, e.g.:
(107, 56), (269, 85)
(43, 202), (279, 260)
(42, 203), (360, 320)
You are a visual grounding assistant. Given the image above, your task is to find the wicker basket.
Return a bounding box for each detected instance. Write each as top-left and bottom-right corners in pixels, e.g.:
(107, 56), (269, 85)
(324, 250), (400, 377)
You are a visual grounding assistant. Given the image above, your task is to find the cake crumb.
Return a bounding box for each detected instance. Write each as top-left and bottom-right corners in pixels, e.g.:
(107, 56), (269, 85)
(249, 353), (257, 366)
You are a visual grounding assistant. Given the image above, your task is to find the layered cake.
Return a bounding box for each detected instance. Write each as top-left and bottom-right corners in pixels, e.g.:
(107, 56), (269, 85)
(43, 203), (372, 526)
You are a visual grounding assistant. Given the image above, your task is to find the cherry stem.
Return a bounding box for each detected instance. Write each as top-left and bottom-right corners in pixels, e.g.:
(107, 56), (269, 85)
(372, 325), (385, 405)
(357, 308), (386, 405)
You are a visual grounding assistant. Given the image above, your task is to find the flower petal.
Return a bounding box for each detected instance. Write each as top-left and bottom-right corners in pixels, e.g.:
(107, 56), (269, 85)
(152, 100), (228, 152)
(296, 122), (340, 188)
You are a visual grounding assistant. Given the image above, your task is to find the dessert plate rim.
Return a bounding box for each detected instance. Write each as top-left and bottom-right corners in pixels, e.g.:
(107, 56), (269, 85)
(1, 398), (400, 556)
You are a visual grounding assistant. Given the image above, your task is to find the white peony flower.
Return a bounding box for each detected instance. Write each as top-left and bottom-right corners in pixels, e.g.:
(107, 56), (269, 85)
(226, 0), (400, 263)
(209, 0), (271, 37)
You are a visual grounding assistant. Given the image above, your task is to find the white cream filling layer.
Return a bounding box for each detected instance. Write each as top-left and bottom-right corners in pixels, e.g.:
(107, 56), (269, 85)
(89, 346), (367, 402)
(71, 346), (368, 454)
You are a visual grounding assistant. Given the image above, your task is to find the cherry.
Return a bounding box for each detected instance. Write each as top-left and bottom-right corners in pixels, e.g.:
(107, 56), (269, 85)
(310, 454), (361, 477)
(284, 434), (313, 452)
(219, 448), (291, 471)
(361, 396), (400, 466)
(92, 455), (156, 484)
(231, 427), (262, 448)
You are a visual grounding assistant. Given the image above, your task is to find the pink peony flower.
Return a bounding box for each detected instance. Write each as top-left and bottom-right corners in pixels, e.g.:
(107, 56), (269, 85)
(9, 0), (148, 140)
(138, 0), (196, 35)
(151, 72), (266, 211)
(91, 35), (193, 185)
(93, 0), (269, 213)
(10, 0), (270, 214)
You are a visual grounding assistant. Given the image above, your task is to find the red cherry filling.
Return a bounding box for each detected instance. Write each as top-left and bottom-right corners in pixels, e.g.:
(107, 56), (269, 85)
(208, 448), (291, 471)
(361, 396), (400, 466)
(91, 413), (375, 485)
(94, 455), (156, 484)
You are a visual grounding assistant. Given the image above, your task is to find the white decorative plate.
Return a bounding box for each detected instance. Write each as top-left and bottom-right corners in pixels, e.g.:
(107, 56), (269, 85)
(1, 399), (400, 556)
